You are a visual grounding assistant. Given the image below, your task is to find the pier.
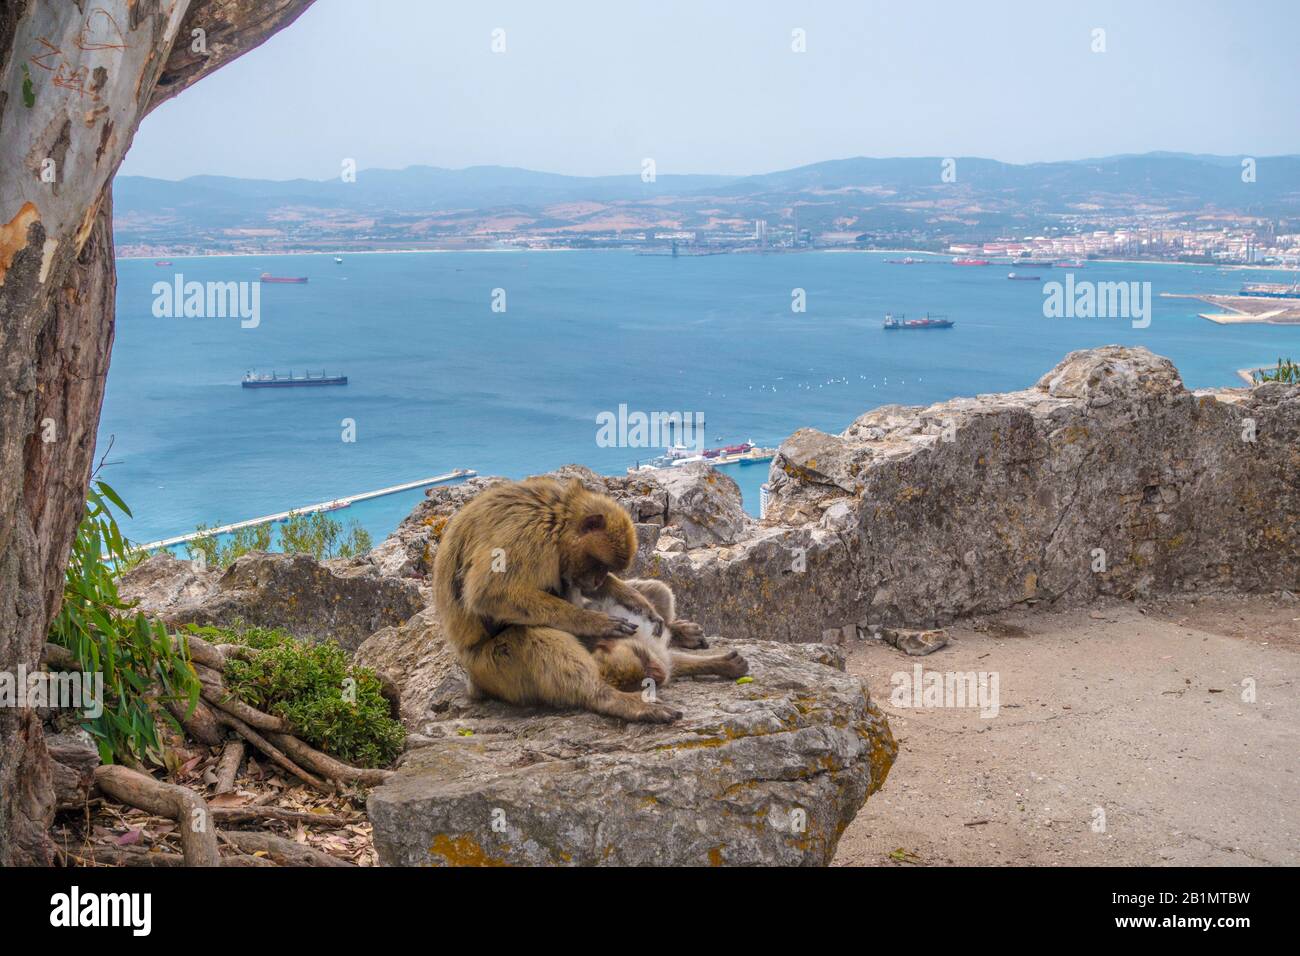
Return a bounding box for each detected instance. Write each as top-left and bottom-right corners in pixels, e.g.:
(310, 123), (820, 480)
(137, 469), (476, 552)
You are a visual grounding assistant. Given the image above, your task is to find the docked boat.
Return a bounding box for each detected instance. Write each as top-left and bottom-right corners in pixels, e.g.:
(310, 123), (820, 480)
(259, 273), (309, 283)
(242, 369), (347, 388)
(628, 441), (772, 473)
(154, 260), (173, 266)
(883, 312), (954, 330)
(1239, 282), (1300, 298)
(1055, 260), (1086, 268)
(952, 257), (990, 266)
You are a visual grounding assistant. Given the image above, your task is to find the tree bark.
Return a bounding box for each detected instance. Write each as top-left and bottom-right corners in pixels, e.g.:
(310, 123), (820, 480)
(93, 764), (221, 867)
(0, 0), (316, 867)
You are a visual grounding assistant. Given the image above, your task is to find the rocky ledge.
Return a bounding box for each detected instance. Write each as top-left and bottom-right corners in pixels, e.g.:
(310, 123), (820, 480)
(366, 347), (1297, 643)
(367, 638), (895, 867)
(120, 551), (423, 652)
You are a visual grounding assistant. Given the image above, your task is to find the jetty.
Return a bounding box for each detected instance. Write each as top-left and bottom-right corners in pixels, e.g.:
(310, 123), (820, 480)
(1160, 291), (1300, 325)
(137, 469), (476, 552)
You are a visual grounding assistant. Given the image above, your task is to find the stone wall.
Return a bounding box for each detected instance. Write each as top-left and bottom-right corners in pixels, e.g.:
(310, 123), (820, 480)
(370, 347), (1298, 643)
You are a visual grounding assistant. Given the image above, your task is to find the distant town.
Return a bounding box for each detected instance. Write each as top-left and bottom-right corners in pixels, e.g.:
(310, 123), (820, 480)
(117, 217), (1300, 269)
(113, 154), (1300, 268)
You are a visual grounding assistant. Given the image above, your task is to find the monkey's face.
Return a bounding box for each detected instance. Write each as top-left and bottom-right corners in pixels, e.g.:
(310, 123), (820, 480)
(564, 492), (637, 591)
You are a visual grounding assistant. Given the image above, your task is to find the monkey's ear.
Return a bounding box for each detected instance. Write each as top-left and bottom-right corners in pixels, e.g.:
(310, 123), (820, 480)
(578, 513), (606, 535)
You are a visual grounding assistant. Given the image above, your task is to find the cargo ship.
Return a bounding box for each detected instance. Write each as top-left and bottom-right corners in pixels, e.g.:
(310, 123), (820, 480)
(952, 257), (990, 266)
(242, 369), (347, 388)
(1012, 258), (1054, 267)
(883, 312), (954, 329)
(259, 273), (309, 284)
(1007, 272), (1040, 280)
(885, 256), (927, 264)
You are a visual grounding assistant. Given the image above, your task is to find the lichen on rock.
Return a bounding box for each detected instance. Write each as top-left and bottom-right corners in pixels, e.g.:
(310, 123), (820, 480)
(367, 639), (895, 867)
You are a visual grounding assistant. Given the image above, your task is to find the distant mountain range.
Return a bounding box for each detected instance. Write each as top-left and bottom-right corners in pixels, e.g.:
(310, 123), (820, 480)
(112, 153), (1300, 254)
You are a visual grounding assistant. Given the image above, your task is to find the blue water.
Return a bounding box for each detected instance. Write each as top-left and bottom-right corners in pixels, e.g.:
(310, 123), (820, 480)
(99, 251), (1299, 545)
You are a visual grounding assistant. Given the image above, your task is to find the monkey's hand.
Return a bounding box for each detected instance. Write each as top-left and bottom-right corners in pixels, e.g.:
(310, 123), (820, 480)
(669, 619), (708, 649)
(595, 616), (639, 639)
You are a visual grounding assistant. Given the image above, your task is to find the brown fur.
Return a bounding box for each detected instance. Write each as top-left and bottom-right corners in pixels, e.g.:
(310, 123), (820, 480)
(575, 578), (749, 690)
(432, 477), (682, 722)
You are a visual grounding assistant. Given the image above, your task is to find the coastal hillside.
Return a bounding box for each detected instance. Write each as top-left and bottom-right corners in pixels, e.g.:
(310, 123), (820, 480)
(112, 153), (1300, 255)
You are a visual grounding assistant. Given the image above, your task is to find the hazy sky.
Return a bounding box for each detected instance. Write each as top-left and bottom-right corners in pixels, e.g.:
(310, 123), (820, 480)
(119, 0), (1300, 181)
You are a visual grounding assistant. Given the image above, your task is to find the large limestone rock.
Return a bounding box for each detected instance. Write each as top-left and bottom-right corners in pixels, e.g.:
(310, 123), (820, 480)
(121, 551), (423, 651)
(368, 640), (895, 866)
(633, 526), (862, 644)
(757, 345), (1300, 630)
(354, 608), (466, 727)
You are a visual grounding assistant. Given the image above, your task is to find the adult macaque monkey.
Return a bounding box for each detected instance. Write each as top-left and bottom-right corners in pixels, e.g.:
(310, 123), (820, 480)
(434, 477), (705, 722)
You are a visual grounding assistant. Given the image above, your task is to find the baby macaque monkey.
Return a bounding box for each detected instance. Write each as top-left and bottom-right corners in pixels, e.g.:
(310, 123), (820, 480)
(566, 577), (749, 691)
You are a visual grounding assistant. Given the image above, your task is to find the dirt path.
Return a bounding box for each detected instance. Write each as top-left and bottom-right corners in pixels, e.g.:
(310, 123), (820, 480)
(834, 595), (1300, 866)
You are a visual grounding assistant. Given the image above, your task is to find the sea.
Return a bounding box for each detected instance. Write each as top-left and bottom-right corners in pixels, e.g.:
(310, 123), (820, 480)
(99, 251), (1299, 550)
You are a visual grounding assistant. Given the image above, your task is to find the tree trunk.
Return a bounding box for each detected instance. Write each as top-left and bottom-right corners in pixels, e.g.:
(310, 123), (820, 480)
(0, 0), (316, 867)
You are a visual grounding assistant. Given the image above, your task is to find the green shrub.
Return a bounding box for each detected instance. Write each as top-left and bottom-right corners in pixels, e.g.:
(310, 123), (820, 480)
(185, 623), (404, 768)
(279, 511), (372, 560)
(49, 480), (200, 764)
(1253, 357), (1300, 385)
(186, 512), (372, 569)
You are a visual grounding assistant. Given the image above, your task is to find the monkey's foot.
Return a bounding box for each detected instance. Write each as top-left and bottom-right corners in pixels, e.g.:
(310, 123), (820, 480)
(715, 650), (749, 679)
(644, 657), (668, 686)
(670, 619), (708, 648)
(593, 688), (682, 723)
(633, 701), (683, 723)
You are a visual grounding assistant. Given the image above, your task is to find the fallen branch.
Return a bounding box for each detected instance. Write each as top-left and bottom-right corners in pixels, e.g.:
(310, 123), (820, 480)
(203, 690), (291, 734)
(47, 732), (100, 811)
(175, 632), (225, 670)
(164, 696), (225, 746)
(42, 642), (79, 671)
(220, 830), (355, 867)
(269, 733), (395, 787)
(70, 846), (186, 867)
(69, 845), (276, 867)
(92, 765), (221, 867)
(211, 806), (350, 828)
(215, 711), (331, 794)
(215, 739), (245, 795)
